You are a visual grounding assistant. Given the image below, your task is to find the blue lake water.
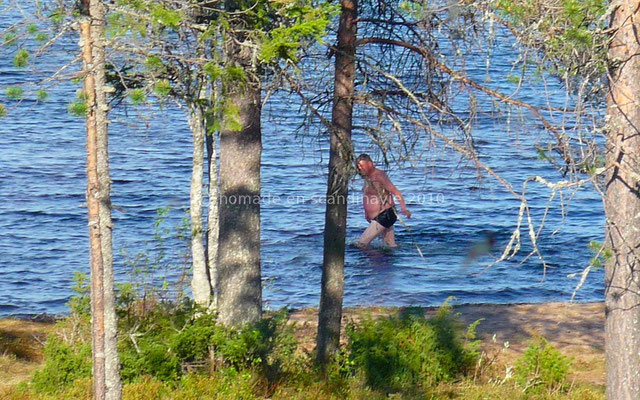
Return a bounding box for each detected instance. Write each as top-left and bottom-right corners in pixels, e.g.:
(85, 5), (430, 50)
(0, 7), (605, 317)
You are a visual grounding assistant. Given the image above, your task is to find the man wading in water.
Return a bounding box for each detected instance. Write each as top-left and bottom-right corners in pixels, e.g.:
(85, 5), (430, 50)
(355, 154), (411, 248)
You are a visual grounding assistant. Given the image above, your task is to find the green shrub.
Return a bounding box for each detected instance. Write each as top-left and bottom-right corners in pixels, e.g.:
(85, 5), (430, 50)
(179, 369), (256, 400)
(346, 303), (479, 394)
(211, 308), (301, 382)
(117, 302), (300, 385)
(119, 304), (186, 382)
(121, 339), (181, 382)
(31, 335), (92, 394)
(515, 337), (571, 394)
(171, 312), (218, 362)
(67, 271), (91, 317)
(122, 376), (170, 400)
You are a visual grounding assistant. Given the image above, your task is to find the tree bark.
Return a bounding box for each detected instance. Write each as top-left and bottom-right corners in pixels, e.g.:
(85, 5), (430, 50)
(80, 15), (106, 400)
(316, 0), (357, 366)
(217, 82), (262, 327)
(205, 127), (219, 311)
(188, 102), (212, 307)
(604, 2), (640, 399)
(88, 1), (121, 398)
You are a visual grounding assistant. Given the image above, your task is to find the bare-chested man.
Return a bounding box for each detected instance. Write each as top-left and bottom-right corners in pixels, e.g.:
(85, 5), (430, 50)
(355, 154), (411, 248)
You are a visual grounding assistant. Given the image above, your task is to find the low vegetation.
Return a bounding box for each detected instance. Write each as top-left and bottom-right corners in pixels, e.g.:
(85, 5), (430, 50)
(0, 295), (605, 399)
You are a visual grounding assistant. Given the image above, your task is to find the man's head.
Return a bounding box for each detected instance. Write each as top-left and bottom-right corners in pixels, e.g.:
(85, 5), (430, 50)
(356, 153), (374, 175)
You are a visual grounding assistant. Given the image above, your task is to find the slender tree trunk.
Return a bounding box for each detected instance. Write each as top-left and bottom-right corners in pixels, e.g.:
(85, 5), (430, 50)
(604, 2), (640, 399)
(217, 81), (262, 327)
(188, 102), (211, 307)
(316, 0), (357, 366)
(205, 128), (219, 310)
(88, 1), (121, 398)
(80, 15), (106, 400)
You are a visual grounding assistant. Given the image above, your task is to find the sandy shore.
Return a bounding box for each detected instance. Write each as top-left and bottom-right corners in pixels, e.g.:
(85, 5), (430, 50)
(0, 301), (605, 390)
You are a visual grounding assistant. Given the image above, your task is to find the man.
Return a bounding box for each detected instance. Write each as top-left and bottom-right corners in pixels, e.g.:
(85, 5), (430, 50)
(355, 154), (411, 248)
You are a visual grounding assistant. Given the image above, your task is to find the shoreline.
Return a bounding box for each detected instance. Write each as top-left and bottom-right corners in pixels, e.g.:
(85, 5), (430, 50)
(1, 299), (605, 322)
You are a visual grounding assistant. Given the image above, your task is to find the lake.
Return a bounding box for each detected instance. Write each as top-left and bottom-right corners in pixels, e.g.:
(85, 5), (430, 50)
(0, 5), (604, 317)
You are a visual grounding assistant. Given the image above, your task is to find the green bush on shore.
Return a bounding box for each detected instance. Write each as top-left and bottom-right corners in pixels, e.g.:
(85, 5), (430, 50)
(346, 303), (480, 394)
(515, 337), (572, 394)
(30, 335), (92, 394)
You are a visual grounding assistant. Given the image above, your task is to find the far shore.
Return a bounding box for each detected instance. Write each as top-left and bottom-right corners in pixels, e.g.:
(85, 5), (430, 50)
(0, 301), (605, 389)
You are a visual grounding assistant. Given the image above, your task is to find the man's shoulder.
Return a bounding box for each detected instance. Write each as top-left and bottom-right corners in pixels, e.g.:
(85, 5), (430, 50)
(371, 169), (389, 181)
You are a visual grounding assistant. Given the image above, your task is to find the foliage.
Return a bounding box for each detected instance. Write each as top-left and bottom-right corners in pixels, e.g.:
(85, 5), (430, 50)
(36, 89), (49, 102)
(170, 312), (218, 362)
(587, 241), (612, 270)
(26, 285), (302, 394)
(30, 336), (92, 394)
(346, 302), (480, 394)
(259, 2), (337, 63)
(154, 80), (172, 97)
(117, 303), (301, 384)
(0, 104), (5, 118)
(117, 301), (194, 382)
(212, 308), (301, 379)
(67, 91), (88, 117)
(13, 49), (29, 68)
(11, 299), (604, 399)
(29, 271), (93, 395)
(149, 4), (182, 29)
(2, 30), (17, 46)
(491, 0), (609, 94)
(66, 271), (91, 317)
(106, 10), (148, 39)
(49, 8), (65, 25)
(105, 0), (335, 128)
(67, 101), (88, 117)
(128, 88), (147, 105)
(120, 335), (182, 381)
(117, 206), (190, 319)
(34, 32), (48, 43)
(5, 87), (23, 100)
(515, 337), (571, 394)
(209, 98), (243, 133)
(120, 372), (257, 400)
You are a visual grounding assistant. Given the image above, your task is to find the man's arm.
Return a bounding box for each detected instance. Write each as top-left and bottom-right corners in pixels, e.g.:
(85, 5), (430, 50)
(379, 171), (411, 218)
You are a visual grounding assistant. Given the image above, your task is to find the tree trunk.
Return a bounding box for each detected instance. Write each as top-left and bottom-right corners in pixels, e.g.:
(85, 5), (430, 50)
(188, 102), (211, 307)
(205, 128), (219, 311)
(316, 0), (357, 366)
(80, 15), (106, 400)
(217, 82), (262, 327)
(88, 1), (121, 398)
(604, 2), (640, 399)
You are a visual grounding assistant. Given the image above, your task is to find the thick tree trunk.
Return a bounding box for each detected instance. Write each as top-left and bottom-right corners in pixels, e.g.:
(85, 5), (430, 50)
(205, 129), (219, 310)
(80, 16), (106, 400)
(217, 83), (262, 327)
(316, 0), (357, 366)
(604, 2), (640, 399)
(88, 1), (121, 398)
(188, 102), (211, 307)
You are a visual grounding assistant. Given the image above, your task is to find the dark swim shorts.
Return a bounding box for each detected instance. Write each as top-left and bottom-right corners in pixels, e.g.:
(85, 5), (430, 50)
(374, 208), (397, 229)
